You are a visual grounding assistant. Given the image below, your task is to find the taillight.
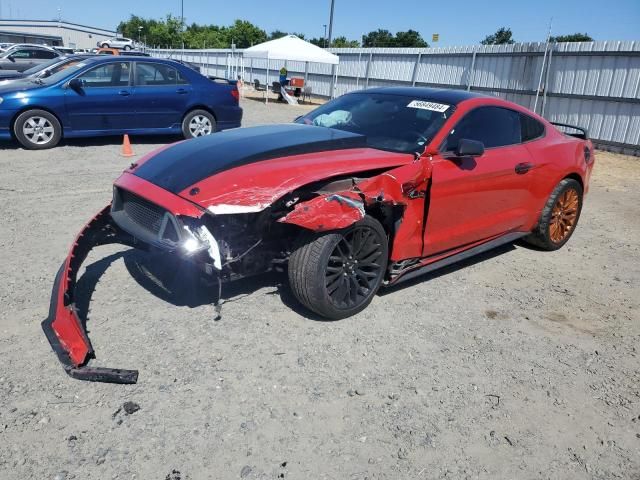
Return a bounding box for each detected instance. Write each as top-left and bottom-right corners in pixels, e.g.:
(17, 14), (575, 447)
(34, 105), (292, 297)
(230, 87), (239, 102)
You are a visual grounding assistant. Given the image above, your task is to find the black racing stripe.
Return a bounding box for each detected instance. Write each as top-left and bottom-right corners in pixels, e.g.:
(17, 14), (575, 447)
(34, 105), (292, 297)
(133, 124), (367, 194)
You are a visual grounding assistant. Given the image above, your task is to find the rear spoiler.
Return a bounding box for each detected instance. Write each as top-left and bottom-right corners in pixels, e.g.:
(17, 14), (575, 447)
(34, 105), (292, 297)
(208, 76), (238, 86)
(550, 122), (588, 140)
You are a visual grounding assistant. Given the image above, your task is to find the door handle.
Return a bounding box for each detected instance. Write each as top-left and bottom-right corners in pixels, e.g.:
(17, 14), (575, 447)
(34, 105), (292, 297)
(118, 90), (131, 96)
(515, 162), (534, 174)
(176, 88), (188, 94)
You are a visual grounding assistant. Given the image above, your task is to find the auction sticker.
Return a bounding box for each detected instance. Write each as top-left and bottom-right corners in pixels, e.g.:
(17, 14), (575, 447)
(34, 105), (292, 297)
(407, 100), (450, 112)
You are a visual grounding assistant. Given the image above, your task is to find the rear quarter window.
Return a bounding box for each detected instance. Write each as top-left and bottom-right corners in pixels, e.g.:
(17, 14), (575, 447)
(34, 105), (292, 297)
(520, 113), (545, 142)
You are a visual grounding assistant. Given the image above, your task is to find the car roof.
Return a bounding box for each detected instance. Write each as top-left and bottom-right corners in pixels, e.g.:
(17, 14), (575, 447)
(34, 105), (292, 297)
(353, 87), (488, 105)
(6, 43), (57, 51)
(81, 55), (177, 65)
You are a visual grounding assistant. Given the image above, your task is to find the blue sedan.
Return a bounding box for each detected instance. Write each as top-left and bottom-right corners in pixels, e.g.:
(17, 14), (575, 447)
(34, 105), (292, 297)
(0, 56), (242, 149)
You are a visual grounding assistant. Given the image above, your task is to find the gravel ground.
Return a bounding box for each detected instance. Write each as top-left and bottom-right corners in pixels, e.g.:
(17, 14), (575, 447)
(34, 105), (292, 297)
(0, 98), (638, 480)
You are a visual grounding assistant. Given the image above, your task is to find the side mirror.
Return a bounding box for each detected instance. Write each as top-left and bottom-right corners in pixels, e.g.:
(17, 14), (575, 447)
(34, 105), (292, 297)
(68, 78), (84, 92)
(7, 55), (16, 62)
(455, 138), (484, 157)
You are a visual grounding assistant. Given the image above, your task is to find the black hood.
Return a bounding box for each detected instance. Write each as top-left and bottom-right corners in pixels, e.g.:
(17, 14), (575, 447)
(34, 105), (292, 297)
(133, 124), (367, 194)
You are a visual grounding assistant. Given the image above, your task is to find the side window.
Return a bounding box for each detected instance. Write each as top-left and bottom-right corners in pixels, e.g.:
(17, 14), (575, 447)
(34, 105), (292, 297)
(177, 70), (189, 85)
(445, 106), (522, 150)
(77, 62), (131, 88)
(520, 113), (545, 142)
(136, 62), (181, 86)
(32, 49), (57, 59)
(9, 49), (31, 59)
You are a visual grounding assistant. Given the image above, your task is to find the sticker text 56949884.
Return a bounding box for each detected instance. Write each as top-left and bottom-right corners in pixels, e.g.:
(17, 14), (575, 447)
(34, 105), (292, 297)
(407, 100), (450, 113)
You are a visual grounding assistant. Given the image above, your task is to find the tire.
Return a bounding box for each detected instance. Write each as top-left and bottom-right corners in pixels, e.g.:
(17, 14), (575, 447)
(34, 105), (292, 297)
(288, 216), (389, 319)
(524, 178), (583, 251)
(124, 45), (132, 51)
(101, 43), (109, 48)
(182, 109), (216, 139)
(13, 109), (62, 150)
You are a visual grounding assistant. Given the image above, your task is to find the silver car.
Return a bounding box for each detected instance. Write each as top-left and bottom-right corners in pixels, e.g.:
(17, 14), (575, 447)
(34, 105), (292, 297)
(96, 37), (136, 50)
(0, 45), (60, 72)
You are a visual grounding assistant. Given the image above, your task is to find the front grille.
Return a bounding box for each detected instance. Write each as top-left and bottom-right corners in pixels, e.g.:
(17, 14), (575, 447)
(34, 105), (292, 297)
(120, 190), (165, 235)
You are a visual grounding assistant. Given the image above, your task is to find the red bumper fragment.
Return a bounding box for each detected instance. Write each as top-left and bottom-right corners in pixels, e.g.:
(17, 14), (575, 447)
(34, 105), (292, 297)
(41, 205), (139, 384)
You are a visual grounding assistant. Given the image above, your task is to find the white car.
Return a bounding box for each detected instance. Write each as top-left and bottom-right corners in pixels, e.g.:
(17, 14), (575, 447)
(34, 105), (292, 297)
(96, 37), (136, 50)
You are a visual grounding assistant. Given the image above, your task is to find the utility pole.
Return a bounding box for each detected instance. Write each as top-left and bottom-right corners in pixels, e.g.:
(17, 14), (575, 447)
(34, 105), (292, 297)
(180, 0), (184, 59)
(327, 0), (335, 46)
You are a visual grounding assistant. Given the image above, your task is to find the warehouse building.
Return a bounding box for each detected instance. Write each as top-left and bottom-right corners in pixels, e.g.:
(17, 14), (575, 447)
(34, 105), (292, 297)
(0, 19), (116, 49)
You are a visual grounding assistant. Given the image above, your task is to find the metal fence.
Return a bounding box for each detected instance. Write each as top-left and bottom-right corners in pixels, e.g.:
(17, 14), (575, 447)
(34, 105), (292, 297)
(152, 41), (640, 155)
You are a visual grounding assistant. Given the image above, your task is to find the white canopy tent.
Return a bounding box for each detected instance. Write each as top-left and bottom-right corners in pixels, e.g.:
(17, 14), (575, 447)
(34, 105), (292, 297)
(243, 35), (340, 103)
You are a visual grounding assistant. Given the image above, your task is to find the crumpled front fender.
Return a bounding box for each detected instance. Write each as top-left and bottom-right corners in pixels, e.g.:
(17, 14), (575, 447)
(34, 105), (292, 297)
(278, 159), (433, 260)
(41, 205), (141, 384)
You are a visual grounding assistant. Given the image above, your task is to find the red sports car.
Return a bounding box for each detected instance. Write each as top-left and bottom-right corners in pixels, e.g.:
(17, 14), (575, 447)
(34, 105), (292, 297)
(43, 87), (595, 383)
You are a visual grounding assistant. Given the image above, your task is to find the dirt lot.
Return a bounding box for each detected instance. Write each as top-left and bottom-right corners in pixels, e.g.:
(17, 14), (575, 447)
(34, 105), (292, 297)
(0, 98), (638, 480)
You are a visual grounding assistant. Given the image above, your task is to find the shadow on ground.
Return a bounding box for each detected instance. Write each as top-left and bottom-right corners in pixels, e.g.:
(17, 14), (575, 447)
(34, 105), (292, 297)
(72, 240), (533, 328)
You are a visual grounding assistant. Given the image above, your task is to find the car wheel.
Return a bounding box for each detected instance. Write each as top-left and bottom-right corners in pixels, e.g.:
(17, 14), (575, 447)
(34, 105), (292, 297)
(182, 109), (216, 139)
(288, 216), (388, 319)
(101, 43), (109, 48)
(13, 109), (62, 150)
(525, 178), (583, 251)
(124, 45), (132, 51)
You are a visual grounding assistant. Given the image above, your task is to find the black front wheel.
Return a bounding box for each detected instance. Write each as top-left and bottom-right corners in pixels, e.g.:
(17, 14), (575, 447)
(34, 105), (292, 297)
(288, 216), (388, 319)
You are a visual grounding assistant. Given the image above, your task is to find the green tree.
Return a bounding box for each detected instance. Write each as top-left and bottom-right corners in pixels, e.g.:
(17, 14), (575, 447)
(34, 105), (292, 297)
(362, 29), (428, 48)
(268, 30), (288, 40)
(226, 19), (267, 48)
(480, 27), (515, 45)
(117, 15), (266, 49)
(308, 37), (326, 47)
(549, 33), (593, 42)
(331, 36), (360, 48)
(362, 29), (395, 47)
(394, 30), (428, 47)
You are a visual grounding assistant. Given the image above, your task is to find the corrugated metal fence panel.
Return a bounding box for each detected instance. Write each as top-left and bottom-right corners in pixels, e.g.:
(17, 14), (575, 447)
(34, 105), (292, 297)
(151, 42), (640, 153)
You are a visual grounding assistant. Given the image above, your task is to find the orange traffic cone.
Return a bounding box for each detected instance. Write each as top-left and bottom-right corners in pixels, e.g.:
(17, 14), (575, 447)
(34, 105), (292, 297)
(121, 134), (134, 157)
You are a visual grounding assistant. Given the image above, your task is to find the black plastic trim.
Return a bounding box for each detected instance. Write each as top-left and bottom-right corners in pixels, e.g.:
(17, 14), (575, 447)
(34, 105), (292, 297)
(387, 232), (527, 286)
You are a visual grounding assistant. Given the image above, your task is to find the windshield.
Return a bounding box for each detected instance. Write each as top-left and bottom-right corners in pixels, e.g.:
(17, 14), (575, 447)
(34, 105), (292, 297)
(295, 93), (453, 154)
(39, 61), (91, 85)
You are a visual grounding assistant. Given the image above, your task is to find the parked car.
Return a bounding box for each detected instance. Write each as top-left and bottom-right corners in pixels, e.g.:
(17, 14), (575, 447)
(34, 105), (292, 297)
(97, 37), (136, 50)
(41, 87), (595, 383)
(0, 55), (94, 83)
(0, 45), (59, 72)
(0, 56), (242, 149)
(96, 47), (120, 56)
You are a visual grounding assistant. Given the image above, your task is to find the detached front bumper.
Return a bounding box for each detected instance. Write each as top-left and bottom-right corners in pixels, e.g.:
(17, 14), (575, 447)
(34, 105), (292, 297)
(42, 174), (221, 384)
(41, 205), (142, 384)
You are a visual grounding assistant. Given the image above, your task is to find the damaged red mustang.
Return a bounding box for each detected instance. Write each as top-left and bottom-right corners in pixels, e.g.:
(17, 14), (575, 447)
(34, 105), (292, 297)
(43, 87), (595, 383)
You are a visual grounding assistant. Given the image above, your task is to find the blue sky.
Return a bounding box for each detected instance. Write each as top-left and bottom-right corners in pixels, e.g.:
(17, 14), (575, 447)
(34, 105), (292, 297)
(1, 0), (638, 45)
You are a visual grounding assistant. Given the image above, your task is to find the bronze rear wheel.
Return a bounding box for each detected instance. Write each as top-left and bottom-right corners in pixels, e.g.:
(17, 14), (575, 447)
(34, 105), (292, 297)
(549, 188), (580, 243)
(524, 178), (583, 251)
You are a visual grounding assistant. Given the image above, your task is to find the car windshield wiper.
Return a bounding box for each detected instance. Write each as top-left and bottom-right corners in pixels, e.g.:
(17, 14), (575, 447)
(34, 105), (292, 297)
(30, 78), (45, 85)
